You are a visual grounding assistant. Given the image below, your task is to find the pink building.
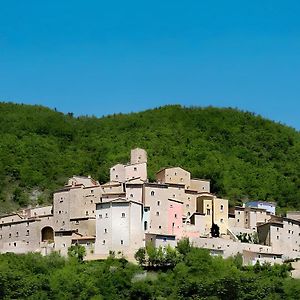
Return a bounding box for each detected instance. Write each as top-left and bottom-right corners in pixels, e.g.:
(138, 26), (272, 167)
(167, 199), (183, 239)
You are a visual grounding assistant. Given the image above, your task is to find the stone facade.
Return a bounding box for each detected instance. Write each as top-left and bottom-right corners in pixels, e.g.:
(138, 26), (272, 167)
(0, 148), (297, 266)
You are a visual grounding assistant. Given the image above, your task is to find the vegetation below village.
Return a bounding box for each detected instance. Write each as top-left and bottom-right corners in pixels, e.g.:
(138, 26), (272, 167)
(0, 102), (300, 213)
(0, 240), (298, 299)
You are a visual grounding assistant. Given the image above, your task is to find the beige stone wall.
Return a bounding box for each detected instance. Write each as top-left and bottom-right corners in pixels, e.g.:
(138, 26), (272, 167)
(156, 167), (191, 188)
(125, 162), (147, 181)
(131, 148), (147, 164)
(213, 198), (228, 235)
(0, 215), (54, 254)
(102, 182), (123, 194)
(190, 179), (210, 193)
(110, 164), (126, 182)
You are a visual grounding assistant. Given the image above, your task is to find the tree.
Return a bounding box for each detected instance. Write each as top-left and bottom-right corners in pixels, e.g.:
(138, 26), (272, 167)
(67, 244), (86, 262)
(134, 248), (146, 266)
(176, 237), (192, 256)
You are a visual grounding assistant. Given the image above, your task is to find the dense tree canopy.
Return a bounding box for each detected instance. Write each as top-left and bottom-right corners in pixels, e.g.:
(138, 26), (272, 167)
(0, 102), (300, 212)
(0, 248), (298, 299)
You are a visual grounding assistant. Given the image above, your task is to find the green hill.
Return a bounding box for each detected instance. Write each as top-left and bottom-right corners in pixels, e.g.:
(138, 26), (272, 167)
(0, 102), (300, 213)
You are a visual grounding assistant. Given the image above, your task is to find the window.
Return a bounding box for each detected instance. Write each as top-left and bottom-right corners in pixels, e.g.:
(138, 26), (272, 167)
(237, 219), (240, 223)
(130, 194), (133, 198)
(220, 205), (224, 211)
(172, 222), (175, 227)
(159, 225), (162, 229)
(220, 219), (224, 223)
(116, 174), (119, 178)
(91, 200), (93, 203)
(121, 240), (124, 245)
(157, 201), (160, 206)
(156, 212), (160, 216)
(0, 235), (2, 239)
(277, 236), (279, 240)
(104, 228), (107, 233)
(151, 191), (155, 196)
(105, 213), (108, 218)
(16, 232), (19, 237)
(75, 220), (79, 225)
(62, 221), (65, 225)
(86, 211), (89, 216)
(134, 167), (137, 171)
(187, 212), (190, 216)
(121, 213), (126, 218)
(14, 242), (16, 247)
(277, 228), (279, 232)
(102, 240), (106, 245)
(186, 204), (190, 208)
(26, 230), (29, 236)
(175, 214), (177, 218)
(59, 211), (61, 214)
(99, 214), (102, 219)
(207, 209), (211, 215)
(9, 233), (11, 238)
(144, 221), (148, 231)
(91, 190), (94, 194)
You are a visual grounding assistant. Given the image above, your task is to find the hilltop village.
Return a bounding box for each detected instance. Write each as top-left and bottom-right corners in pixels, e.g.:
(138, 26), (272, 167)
(0, 148), (300, 264)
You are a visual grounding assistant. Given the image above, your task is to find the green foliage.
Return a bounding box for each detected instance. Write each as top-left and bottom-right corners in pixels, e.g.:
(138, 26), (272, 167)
(0, 250), (296, 299)
(176, 237), (192, 256)
(236, 232), (259, 244)
(1, 102), (300, 212)
(134, 247), (146, 266)
(67, 244), (86, 262)
(137, 244), (182, 268)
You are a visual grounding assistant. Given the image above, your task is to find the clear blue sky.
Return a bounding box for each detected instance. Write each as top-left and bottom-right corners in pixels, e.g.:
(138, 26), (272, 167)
(0, 1), (300, 129)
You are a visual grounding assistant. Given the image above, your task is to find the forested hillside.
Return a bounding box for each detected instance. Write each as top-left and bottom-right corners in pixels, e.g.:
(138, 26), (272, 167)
(0, 102), (300, 213)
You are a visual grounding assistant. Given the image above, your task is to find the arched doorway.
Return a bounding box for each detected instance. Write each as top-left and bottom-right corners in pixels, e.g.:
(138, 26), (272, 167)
(41, 226), (54, 242)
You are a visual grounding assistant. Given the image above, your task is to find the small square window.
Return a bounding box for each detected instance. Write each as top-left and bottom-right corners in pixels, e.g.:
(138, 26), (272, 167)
(159, 225), (162, 229)
(156, 212), (160, 216)
(157, 201), (160, 206)
(121, 240), (124, 245)
(121, 213), (126, 218)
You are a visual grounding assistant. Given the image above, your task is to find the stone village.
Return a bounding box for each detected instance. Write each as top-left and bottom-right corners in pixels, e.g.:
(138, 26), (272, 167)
(1, 148), (300, 265)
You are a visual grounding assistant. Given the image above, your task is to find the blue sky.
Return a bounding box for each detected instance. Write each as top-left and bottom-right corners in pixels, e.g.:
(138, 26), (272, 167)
(0, 1), (300, 129)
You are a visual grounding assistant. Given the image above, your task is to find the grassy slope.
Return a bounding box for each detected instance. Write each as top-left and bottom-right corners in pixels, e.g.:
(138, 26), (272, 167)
(0, 102), (300, 213)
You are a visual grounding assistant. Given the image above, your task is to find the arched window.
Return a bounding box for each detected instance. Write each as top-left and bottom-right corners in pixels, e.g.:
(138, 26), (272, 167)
(151, 191), (155, 196)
